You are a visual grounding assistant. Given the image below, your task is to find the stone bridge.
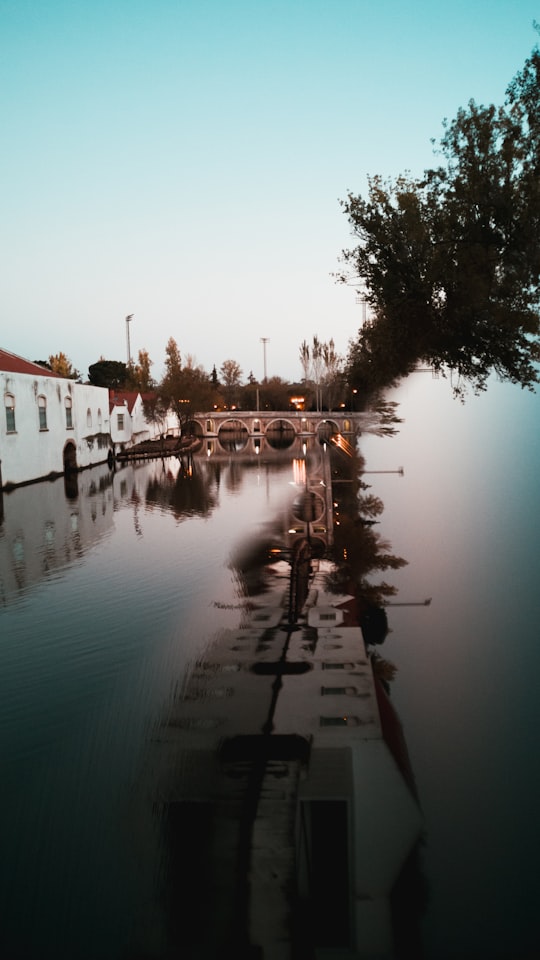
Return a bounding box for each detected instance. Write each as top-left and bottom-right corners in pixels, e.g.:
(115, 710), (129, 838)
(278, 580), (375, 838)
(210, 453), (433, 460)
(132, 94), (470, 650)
(186, 410), (361, 452)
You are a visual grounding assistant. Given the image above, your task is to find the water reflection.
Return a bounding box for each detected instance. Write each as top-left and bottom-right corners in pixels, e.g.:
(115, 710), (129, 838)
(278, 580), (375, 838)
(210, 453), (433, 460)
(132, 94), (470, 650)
(0, 423), (424, 959)
(131, 438), (424, 959)
(0, 462), (115, 605)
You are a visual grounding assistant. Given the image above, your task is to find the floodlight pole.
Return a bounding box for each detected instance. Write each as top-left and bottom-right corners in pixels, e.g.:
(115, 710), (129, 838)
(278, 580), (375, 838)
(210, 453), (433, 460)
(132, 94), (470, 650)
(260, 337), (269, 382)
(126, 314), (134, 366)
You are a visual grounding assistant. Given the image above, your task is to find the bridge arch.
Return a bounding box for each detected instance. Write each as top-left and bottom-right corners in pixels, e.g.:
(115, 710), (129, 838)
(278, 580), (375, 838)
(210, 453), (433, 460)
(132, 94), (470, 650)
(316, 419), (341, 443)
(217, 418), (249, 452)
(264, 417), (296, 450)
(292, 490), (325, 523)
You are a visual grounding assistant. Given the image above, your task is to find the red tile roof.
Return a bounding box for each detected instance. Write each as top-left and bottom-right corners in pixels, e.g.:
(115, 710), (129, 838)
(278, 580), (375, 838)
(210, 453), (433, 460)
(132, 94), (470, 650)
(109, 390), (156, 413)
(0, 348), (62, 378)
(109, 390), (140, 414)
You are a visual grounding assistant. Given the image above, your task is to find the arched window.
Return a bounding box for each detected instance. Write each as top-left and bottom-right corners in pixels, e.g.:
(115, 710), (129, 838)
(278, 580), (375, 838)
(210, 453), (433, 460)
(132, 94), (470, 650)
(97, 408), (102, 428)
(38, 395), (47, 430)
(5, 393), (15, 432)
(65, 397), (73, 429)
(87, 408), (92, 427)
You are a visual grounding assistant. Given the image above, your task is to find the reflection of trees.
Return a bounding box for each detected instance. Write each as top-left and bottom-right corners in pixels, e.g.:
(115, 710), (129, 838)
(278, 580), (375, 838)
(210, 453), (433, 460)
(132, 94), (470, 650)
(362, 397), (404, 437)
(328, 445), (407, 607)
(145, 459), (218, 520)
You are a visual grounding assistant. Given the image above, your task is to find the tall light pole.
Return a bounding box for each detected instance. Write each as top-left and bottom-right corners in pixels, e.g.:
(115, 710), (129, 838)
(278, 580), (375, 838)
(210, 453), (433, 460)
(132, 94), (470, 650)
(364, 467), (404, 476)
(384, 598), (432, 607)
(260, 337), (269, 382)
(126, 314), (134, 366)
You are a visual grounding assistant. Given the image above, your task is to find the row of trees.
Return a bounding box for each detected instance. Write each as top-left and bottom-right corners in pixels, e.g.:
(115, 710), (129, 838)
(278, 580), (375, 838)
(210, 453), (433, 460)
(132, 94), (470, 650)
(339, 43), (540, 399)
(40, 335), (350, 427)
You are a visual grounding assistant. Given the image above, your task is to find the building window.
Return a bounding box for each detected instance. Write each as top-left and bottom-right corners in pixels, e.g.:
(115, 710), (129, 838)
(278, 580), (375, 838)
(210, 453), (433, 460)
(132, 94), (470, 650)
(65, 397), (73, 429)
(5, 393), (15, 432)
(38, 396), (47, 430)
(117, 413), (124, 431)
(86, 408), (92, 427)
(97, 408), (102, 428)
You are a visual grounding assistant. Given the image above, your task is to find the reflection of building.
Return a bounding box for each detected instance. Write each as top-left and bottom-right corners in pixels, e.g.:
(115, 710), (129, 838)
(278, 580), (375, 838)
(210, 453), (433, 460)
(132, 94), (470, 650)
(1, 349), (111, 488)
(0, 462), (115, 604)
(139, 454), (423, 959)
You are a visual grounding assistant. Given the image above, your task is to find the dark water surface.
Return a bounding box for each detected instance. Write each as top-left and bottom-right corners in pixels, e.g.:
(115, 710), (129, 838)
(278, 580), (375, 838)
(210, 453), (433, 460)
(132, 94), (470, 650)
(0, 453), (299, 959)
(1, 376), (539, 959)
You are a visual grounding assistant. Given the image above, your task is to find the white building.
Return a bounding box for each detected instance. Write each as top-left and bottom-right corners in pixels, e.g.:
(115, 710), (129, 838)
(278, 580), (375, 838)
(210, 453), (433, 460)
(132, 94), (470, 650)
(109, 389), (179, 454)
(1, 348), (112, 489)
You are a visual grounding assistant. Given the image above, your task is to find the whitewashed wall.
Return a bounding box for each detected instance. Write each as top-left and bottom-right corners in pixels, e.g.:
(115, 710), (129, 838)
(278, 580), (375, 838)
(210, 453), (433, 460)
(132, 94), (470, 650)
(1, 371), (111, 488)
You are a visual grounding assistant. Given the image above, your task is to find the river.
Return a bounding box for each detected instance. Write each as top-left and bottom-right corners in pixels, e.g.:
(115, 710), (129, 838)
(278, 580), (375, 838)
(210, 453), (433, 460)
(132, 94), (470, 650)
(0, 373), (538, 959)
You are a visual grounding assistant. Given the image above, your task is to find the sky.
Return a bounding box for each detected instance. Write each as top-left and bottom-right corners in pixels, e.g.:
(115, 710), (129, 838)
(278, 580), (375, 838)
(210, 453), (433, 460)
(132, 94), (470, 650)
(1, 0), (538, 384)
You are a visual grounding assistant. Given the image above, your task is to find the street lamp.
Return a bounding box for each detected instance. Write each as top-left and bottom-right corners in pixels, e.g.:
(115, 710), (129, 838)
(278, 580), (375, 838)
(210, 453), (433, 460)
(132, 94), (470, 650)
(364, 467), (404, 476)
(125, 314), (134, 366)
(260, 337), (269, 382)
(384, 598), (432, 607)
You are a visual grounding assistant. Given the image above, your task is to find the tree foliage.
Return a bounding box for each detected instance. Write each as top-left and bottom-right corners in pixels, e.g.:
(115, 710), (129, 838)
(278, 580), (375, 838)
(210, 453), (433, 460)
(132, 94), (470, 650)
(129, 349), (155, 392)
(48, 352), (80, 379)
(157, 341), (217, 429)
(88, 358), (129, 389)
(339, 47), (540, 398)
(220, 359), (243, 406)
(298, 335), (345, 409)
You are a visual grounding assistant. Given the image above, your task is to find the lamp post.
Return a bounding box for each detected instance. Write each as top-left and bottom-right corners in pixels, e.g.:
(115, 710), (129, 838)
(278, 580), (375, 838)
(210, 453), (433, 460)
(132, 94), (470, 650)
(125, 314), (134, 366)
(260, 337), (269, 382)
(364, 467), (404, 476)
(384, 598), (432, 607)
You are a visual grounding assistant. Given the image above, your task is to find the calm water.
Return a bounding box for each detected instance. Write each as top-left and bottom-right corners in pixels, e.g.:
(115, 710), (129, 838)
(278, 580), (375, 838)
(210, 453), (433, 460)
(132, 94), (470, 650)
(360, 372), (540, 960)
(0, 375), (539, 959)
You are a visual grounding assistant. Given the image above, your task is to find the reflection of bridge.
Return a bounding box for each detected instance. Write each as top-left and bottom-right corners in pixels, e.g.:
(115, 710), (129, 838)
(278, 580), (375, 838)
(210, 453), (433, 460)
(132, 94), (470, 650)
(142, 445), (423, 958)
(190, 433), (338, 556)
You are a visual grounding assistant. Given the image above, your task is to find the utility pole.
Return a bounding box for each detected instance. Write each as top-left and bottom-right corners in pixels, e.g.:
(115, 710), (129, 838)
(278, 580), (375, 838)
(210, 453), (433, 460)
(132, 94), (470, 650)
(126, 314), (134, 366)
(260, 337), (269, 382)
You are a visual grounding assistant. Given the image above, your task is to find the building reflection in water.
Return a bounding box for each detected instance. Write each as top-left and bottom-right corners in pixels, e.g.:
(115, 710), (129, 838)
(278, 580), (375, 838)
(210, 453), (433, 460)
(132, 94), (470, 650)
(131, 431), (425, 960)
(0, 430), (425, 957)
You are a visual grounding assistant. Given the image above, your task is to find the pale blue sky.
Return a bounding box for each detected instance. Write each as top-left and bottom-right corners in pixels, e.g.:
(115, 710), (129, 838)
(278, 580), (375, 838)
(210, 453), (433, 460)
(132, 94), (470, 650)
(1, 0), (538, 382)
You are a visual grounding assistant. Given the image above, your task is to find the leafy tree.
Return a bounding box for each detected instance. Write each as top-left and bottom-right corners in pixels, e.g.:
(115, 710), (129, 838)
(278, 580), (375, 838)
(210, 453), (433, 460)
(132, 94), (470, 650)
(128, 348), (155, 391)
(339, 47), (540, 398)
(219, 359), (243, 406)
(298, 336), (344, 409)
(142, 393), (171, 444)
(88, 358), (129, 389)
(257, 376), (292, 410)
(158, 347), (217, 432)
(321, 338), (345, 409)
(49, 352), (80, 379)
(164, 337), (182, 379)
(299, 340), (310, 383)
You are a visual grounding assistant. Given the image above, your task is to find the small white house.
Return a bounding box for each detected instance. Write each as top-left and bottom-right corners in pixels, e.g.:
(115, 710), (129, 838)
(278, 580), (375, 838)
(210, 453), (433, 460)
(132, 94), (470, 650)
(109, 390), (152, 453)
(109, 390), (178, 453)
(1, 348), (112, 489)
